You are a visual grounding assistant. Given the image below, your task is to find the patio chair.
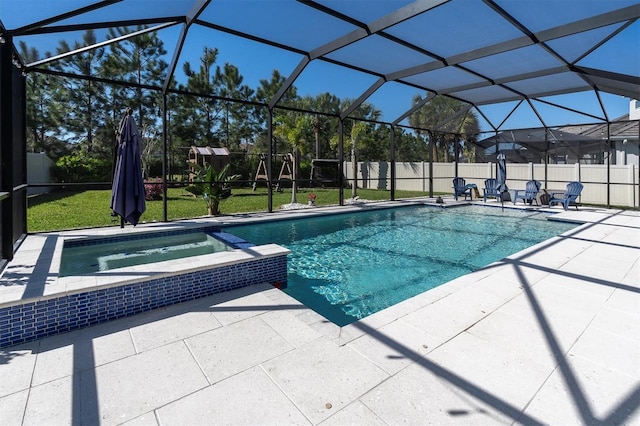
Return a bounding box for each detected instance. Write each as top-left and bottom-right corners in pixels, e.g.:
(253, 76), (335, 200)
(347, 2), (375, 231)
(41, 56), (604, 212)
(513, 180), (541, 206)
(452, 177), (472, 201)
(548, 181), (583, 210)
(483, 178), (502, 202)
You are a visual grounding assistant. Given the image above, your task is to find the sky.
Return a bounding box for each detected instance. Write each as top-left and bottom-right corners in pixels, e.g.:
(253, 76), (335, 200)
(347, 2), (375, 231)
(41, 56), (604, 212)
(2, 0), (638, 133)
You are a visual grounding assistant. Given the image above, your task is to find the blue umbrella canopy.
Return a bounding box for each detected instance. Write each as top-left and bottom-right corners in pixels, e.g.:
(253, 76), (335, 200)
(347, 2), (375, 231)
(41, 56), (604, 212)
(110, 110), (146, 227)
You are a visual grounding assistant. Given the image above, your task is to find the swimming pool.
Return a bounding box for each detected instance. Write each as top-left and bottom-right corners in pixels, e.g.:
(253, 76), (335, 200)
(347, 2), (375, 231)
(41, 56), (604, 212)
(225, 205), (577, 326)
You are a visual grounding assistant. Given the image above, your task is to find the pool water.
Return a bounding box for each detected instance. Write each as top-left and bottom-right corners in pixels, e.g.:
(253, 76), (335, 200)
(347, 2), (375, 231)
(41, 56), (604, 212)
(60, 231), (233, 276)
(226, 205), (577, 326)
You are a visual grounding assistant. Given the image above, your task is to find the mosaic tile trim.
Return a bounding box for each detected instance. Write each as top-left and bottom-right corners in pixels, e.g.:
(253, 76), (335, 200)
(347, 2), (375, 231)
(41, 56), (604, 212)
(0, 254), (288, 349)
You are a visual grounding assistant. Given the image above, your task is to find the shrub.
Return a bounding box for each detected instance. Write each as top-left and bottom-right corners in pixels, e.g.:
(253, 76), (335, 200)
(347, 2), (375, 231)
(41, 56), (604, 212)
(53, 151), (111, 183)
(144, 177), (163, 201)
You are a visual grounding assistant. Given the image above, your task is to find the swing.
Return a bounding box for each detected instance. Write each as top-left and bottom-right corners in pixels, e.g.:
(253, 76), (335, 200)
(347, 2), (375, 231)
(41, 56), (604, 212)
(252, 153), (269, 191)
(309, 159), (340, 187)
(275, 153), (294, 191)
(252, 153), (295, 191)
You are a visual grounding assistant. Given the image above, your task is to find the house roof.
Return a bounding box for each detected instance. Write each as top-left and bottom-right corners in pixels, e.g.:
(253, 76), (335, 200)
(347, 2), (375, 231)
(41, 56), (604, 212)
(2, 0), (639, 130)
(559, 114), (640, 140)
(190, 146), (230, 156)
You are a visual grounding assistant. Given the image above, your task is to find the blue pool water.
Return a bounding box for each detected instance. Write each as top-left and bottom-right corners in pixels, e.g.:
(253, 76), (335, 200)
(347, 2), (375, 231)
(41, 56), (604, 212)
(225, 205), (577, 326)
(60, 231), (233, 276)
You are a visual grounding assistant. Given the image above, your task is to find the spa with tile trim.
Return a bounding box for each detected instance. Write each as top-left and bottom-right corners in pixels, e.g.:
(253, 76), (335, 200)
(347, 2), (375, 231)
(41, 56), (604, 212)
(0, 222), (289, 348)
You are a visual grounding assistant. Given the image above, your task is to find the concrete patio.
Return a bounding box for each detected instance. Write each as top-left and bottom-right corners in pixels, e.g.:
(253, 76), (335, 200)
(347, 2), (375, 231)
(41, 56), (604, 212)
(1, 204), (639, 425)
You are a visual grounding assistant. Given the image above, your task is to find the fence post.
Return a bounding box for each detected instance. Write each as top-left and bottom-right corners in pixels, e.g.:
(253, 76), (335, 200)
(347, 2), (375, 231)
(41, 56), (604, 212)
(575, 162), (580, 183)
(631, 164), (637, 208)
(530, 162), (534, 180)
(422, 161), (426, 193)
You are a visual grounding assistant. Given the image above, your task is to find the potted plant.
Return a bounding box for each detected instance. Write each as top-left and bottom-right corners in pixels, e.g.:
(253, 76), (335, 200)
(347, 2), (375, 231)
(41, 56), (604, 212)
(185, 163), (241, 216)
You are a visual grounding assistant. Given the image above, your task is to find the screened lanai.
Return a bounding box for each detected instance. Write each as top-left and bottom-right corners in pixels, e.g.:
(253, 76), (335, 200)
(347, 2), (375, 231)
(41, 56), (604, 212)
(1, 0), (639, 265)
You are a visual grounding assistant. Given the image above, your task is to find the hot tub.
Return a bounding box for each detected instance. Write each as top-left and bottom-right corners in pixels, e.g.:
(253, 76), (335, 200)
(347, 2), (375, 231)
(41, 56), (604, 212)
(0, 225), (289, 348)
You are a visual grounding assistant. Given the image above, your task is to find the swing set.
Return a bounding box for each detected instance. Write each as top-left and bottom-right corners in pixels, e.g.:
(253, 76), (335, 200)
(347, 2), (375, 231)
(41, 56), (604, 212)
(252, 153), (294, 191)
(252, 153), (341, 190)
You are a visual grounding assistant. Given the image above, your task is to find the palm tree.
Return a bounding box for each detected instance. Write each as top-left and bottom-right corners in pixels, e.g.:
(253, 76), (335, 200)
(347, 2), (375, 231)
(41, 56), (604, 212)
(408, 95), (479, 162)
(184, 163), (241, 215)
(273, 112), (314, 204)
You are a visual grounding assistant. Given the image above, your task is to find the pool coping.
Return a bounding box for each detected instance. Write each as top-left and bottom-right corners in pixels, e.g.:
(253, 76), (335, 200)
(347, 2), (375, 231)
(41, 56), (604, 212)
(0, 197), (609, 345)
(0, 197), (588, 311)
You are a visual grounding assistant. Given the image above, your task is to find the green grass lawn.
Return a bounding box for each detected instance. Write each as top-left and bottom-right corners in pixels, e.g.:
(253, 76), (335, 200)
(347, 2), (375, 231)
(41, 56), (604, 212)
(28, 186), (430, 233)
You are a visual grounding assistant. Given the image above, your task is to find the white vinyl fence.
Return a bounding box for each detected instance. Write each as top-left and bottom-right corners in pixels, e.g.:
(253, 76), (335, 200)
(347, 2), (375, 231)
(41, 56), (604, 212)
(27, 152), (55, 196)
(346, 161), (639, 208)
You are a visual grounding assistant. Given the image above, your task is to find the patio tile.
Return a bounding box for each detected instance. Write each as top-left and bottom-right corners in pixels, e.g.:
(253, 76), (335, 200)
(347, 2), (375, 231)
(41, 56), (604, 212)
(425, 330), (552, 410)
(22, 375), (75, 426)
(466, 310), (561, 369)
(334, 322), (368, 345)
(319, 400), (385, 426)
(621, 260), (640, 288)
(514, 275), (610, 326)
(0, 345), (37, 397)
(156, 366), (310, 425)
(262, 337), (389, 424)
(30, 340), (78, 386)
(186, 316), (293, 384)
(32, 326), (135, 385)
(570, 325), (640, 379)
(559, 244), (638, 283)
(505, 234), (591, 269)
(604, 287), (640, 314)
(448, 276), (518, 309)
(471, 272), (528, 301)
(523, 355), (640, 425)
(0, 388), (28, 426)
(494, 292), (597, 353)
(308, 315), (342, 340)
(589, 304), (640, 341)
(259, 309), (323, 348)
(401, 295), (492, 345)
(481, 262), (544, 289)
(205, 290), (279, 326)
(347, 318), (434, 375)
(538, 271), (616, 299)
(261, 286), (304, 306)
(119, 412), (159, 425)
(79, 341), (208, 425)
(564, 222), (617, 242)
(360, 362), (515, 425)
(290, 307), (328, 326)
(606, 228), (640, 246)
(348, 290), (444, 337)
(130, 309), (222, 353)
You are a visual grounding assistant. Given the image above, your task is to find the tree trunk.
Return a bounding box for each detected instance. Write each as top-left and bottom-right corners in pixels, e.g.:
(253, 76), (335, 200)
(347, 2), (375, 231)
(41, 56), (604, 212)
(209, 198), (219, 216)
(291, 150), (298, 204)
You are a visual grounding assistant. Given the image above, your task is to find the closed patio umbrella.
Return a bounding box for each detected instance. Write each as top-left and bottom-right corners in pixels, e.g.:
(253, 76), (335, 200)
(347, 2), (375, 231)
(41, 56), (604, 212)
(497, 152), (507, 210)
(111, 108), (146, 227)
